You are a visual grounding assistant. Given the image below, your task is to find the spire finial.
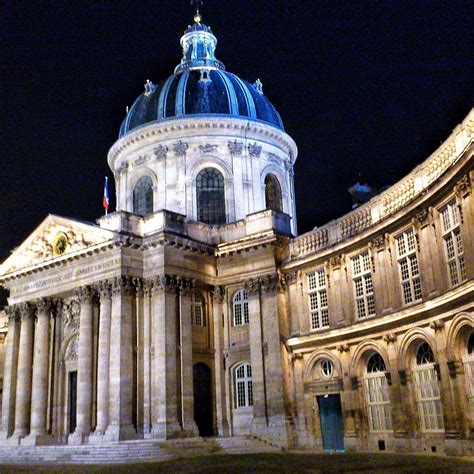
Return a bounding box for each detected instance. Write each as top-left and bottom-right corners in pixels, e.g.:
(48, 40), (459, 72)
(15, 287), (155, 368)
(191, 0), (204, 24)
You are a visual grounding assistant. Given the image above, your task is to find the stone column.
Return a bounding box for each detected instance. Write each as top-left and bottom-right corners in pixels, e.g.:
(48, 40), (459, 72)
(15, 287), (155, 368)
(245, 278), (267, 433)
(259, 274), (288, 446)
(10, 303), (35, 444)
(178, 278), (199, 437)
(105, 276), (136, 440)
(149, 275), (181, 439)
(0, 306), (21, 441)
(69, 286), (95, 444)
(90, 281), (112, 440)
(23, 299), (52, 446)
(142, 281), (153, 436)
(212, 286), (230, 436)
(292, 355), (308, 448)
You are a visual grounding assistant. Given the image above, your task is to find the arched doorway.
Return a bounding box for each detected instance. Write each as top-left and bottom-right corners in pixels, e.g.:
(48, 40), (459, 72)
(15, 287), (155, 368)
(193, 363), (213, 436)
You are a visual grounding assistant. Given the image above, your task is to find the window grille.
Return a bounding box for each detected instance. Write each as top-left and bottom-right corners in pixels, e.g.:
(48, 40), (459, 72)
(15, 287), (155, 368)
(264, 174), (283, 212)
(307, 269), (329, 330)
(351, 252), (376, 319)
(364, 353), (393, 432)
(396, 228), (422, 304)
(412, 343), (444, 431)
(133, 176), (154, 216)
(196, 168), (226, 225)
(233, 290), (249, 326)
(440, 201), (466, 286)
(192, 293), (205, 326)
(234, 363), (253, 408)
(463, 333), (474, 415)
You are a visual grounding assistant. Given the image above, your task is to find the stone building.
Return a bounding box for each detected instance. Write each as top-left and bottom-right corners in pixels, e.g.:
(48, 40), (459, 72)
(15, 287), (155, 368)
(0, 12), (473, 456)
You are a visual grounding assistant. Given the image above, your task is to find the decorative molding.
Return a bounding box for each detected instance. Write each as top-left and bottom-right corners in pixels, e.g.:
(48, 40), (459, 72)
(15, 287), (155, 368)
(133, 277), (145, 297)
(283, 271), (298, 285)
(247, 142), (262, 158)
(454, 173), (472, 198)
(98, 280), (113, 299)
(228, 140), (244, 155)
(330, 255), (343, 270)
(414, 208), (430, 226)
(133, 155), (149, 167)
(65, 336), (79, 362)
(173, 140), (189, 157)
(429, 319), (445, 331)
(244, 277), (261, 295)
(36, 298), (52, 313)
(18, 302), (35, 321)
(350, 376), (359, 390)
(371, 235), (386, 251)
(199, 143), (218, 154)
(111, 276), (135, 297)
(75, 285), (96, 303)
(154, 145), (169, 160)
(212, 285), (225, 304)
(117, 162), (129, 175)
(398, 369), (408, 385)
(63, 299), (80, 332)
(383, 333), (397, 344)
(5, 305), (20, 323)
(337, 344), (349, 353)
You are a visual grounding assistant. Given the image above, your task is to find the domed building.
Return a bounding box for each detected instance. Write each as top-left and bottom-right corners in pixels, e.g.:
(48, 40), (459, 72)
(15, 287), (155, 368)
(0, 9), (472, 462)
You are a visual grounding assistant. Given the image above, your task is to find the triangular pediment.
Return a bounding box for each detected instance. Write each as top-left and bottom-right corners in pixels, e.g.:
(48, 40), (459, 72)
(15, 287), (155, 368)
(0, 214), (118, 276)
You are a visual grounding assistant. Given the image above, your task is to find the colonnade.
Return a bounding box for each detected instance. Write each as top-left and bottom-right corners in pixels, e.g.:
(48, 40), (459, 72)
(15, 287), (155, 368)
(0, 274), (205, 446)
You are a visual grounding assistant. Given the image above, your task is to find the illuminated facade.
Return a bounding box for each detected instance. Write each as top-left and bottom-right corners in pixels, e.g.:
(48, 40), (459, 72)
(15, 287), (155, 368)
(0, 12), (472, 458)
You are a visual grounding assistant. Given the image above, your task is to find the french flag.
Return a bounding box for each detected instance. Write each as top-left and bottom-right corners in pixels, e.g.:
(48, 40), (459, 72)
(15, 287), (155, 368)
(103, 176), (110, 215)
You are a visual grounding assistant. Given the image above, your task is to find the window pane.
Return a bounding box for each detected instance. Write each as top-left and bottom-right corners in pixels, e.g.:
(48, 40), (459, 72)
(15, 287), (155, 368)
(197, 168), (226, 225)
(133, 176), (154, 216)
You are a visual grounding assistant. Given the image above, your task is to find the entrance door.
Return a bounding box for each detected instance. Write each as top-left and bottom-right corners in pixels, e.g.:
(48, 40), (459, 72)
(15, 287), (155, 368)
(193, 363), (213, 436)
(68, 371), (77, 434)
(317, 394), (344, 452)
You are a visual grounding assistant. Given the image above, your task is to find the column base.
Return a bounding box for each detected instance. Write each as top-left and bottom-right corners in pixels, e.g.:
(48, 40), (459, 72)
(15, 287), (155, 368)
(182, 421), (199, 438)
(21, 433), (55, 446)
(68, 431), (89, 445)
(0, 431), (12, 441)
(216, 419), (230, 437)
(4, 434), (25, 446)
(104, 424), (137, 441)
(251, 414), (288, 448)
(146, 421), (183, 440)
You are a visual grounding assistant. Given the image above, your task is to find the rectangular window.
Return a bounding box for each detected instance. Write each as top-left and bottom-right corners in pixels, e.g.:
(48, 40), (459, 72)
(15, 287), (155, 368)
(351, 252), (376, 319)
(412, 366), (444, 431)
(396, 228), (422, 304)
(307, 269), (329, 330)
(440, 201), (466, 286)
(364, 373), (393, 432)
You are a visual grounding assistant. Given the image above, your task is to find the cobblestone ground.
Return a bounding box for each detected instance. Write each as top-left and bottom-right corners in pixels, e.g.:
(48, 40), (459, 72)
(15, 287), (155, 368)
(2, 453), (474, 473)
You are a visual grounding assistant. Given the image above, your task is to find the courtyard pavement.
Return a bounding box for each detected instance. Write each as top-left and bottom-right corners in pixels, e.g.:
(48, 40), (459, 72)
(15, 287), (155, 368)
(1, 452), (474, 473)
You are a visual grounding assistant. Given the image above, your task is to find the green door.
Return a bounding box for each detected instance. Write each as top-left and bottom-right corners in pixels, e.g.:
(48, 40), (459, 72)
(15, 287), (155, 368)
(317, 394), (344, 452)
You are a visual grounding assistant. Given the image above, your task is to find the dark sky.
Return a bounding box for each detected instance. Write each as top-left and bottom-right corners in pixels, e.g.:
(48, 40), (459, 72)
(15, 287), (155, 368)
(1, 0), (473, 264)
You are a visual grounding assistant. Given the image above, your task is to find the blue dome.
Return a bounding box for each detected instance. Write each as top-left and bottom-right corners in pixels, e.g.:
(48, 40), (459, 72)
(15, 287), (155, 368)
(119, 15), (284, 137)
(119, 70), (284, 137)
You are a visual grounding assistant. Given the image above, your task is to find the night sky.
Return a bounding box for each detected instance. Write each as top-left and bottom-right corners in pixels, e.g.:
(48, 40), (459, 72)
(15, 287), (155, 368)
(1, 0), (473, 264)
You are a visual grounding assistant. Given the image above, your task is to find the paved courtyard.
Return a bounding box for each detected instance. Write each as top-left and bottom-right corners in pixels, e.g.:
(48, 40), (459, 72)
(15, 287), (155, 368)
(1, 453), (474, 473)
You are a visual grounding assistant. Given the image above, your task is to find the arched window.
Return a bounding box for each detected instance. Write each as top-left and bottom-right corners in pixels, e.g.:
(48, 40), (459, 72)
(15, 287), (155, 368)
(234, 363), (253, 408)
(264, 174), (283, 212)
(412, 342), (444, 431)
(233, 290), (249, 326)
(192, 293), (205, 326)
(364, 353), (392, 432)
(133, 176), (154, 216)
(196, 168), (226, 225)
(463, 333), (474, 413)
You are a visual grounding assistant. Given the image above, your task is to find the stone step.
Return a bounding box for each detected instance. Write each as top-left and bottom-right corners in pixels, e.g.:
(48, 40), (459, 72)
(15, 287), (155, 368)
(0, 436), (277, 465)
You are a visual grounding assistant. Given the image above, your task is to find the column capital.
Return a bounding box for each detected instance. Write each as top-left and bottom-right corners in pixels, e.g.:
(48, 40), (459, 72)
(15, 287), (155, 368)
(111, 275), (135, 297)
(211, 285), (225, 304)
(36, 298), (52, 313)
(5, 304), (20, 323)
(75, 285), (96, 303)
(244, 277), (261, 295)
(62, 298), (80, 332)
(18, 302), (35, 321)
(98, 280), (113, 299)
(133, 277), (145, 297)
(176, 276), (195, 296)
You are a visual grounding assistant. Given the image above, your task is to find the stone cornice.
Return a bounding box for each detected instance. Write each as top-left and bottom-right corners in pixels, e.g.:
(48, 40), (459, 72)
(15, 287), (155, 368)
(107, 116), (298, 169)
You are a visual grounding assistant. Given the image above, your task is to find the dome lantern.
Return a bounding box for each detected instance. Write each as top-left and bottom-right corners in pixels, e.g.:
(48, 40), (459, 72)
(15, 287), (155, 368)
(175, 14), (225, 74)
